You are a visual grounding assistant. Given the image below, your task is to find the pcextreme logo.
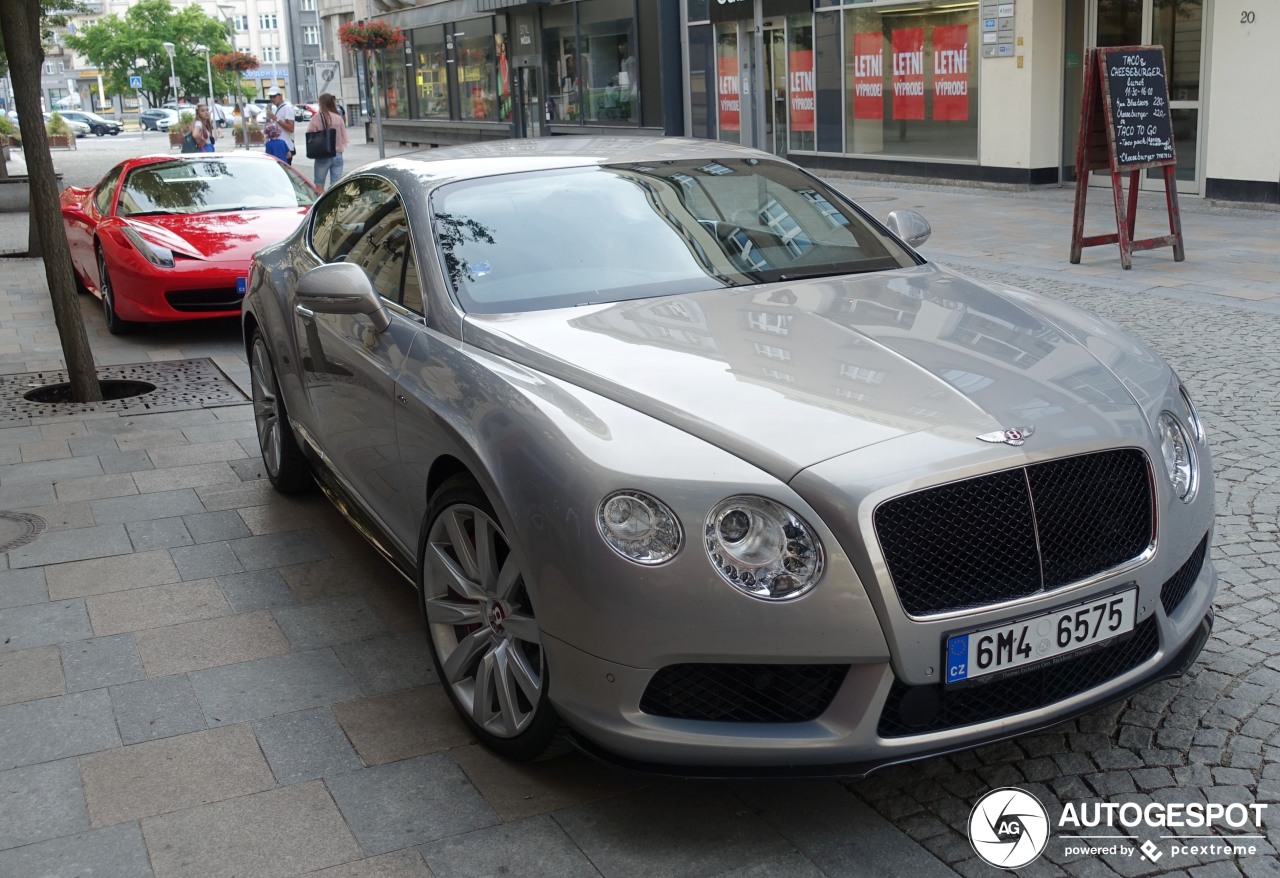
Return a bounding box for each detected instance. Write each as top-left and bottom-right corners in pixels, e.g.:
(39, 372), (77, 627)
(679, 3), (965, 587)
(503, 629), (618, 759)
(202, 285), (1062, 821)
(967, 787), (1270, 871)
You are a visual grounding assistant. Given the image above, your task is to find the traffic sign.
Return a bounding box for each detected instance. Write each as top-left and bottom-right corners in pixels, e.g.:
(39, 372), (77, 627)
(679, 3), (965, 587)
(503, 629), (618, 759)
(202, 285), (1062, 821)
(129, 75), (143, 89)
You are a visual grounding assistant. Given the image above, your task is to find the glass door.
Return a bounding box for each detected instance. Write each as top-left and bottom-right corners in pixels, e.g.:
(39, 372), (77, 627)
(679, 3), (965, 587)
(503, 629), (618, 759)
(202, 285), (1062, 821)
(1069, 0), (1204, 193)
(763, 25), (787, 156)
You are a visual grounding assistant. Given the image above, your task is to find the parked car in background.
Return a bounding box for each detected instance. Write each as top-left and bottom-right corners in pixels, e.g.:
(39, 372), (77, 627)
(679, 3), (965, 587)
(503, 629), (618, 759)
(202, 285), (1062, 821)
(61, 153), (320, 334)
(242, 138), (1217, 772)
(139, 108), (180, 131)
(44, 112), (90, 137)
(56, 110), (122, 136)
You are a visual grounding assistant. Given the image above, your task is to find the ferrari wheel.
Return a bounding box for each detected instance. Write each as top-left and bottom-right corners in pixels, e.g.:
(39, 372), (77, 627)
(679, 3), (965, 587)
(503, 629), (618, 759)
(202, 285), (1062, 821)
(97, 251), (137, 335)
(250, 330), (311, 493)
(421, 475), (557, 761)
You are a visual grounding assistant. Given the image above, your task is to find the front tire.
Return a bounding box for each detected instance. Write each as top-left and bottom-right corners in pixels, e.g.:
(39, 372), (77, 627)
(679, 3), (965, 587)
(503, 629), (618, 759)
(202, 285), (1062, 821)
(421, 475), (557, 761)
(249, 330), (311, 493)
(93, 126), (105, 136)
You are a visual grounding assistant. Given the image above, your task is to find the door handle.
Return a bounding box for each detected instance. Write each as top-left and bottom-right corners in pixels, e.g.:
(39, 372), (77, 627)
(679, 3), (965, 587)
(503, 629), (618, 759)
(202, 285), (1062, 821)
(396, 394), (408, 406)
(294, 304), (315, 319)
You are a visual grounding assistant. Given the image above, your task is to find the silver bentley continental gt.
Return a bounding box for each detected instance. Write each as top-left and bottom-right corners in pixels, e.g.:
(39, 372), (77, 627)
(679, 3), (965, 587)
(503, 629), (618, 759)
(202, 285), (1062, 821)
(241, 138), (1215, 775)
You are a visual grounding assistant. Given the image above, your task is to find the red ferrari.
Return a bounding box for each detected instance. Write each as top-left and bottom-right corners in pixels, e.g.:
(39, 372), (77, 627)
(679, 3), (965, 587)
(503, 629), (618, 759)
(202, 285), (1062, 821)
(61, 153), (320, 334)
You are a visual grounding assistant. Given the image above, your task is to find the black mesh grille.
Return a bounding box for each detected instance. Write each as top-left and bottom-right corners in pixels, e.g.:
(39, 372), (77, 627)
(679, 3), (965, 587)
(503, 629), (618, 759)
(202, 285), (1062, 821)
(878, 616), (1159, 737)
(875, 450), (1152, 616)
(639, 664), (848, 723)
(1160, 535), (1209, 616)
(165, 288), (243, 312)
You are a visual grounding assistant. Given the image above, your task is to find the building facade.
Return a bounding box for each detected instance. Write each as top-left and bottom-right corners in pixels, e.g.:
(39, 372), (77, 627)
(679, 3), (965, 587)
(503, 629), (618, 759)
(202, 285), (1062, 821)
(362, 0), (1276, 205)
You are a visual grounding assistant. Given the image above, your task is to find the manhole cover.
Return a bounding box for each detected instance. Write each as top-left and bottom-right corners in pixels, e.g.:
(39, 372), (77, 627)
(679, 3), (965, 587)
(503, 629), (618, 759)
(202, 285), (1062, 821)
(0, 512), (45, 553)
(0, 358), (247, 425)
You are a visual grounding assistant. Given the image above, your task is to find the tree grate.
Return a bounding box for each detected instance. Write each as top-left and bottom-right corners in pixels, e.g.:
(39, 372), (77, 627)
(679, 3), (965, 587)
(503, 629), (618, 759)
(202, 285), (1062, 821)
(0, 358), (248, 425)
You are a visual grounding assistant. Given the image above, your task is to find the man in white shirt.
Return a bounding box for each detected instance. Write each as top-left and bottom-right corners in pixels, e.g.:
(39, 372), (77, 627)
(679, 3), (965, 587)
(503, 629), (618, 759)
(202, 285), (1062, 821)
(267, 87), (297, 162)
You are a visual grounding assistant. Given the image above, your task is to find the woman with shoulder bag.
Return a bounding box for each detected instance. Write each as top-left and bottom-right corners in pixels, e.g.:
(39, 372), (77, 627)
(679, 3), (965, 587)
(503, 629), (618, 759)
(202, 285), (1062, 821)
(307, 93), (348, 189)
(192, 104), (217, 152)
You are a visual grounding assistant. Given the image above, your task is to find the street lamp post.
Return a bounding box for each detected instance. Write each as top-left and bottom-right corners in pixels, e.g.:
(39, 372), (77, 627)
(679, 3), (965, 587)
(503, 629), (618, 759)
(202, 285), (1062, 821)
(195, 44), (213, 109)
(162, 41), (179, 103)
(216, 4), (246, 149)
(133, 57), (147, 133)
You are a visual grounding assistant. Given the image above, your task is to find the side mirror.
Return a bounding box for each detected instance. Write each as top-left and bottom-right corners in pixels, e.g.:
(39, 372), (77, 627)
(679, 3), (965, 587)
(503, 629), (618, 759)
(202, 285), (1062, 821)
(886, 209), (932, 248)
(295, 262), (391, 332)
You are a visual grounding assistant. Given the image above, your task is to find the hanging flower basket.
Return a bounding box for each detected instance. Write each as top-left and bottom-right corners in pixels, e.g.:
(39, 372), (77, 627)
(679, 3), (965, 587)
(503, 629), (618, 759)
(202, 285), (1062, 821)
(338, 20), (405, 52)
(211, 51), (260, 73)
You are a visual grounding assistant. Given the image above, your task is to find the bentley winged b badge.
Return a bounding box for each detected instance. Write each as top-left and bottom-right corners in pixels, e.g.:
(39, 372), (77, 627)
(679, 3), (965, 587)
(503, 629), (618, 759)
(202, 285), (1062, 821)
(977, 426), (1036, 446)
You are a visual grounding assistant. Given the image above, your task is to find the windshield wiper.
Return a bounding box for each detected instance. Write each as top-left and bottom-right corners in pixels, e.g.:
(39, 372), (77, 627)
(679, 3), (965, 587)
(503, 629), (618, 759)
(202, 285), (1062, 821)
(125, 209), (184, 217)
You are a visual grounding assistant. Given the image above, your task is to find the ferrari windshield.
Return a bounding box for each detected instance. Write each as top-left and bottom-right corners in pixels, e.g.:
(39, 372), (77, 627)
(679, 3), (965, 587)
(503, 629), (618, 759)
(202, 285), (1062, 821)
(117, 158), (317, 217)
(432, 158), (919, 314)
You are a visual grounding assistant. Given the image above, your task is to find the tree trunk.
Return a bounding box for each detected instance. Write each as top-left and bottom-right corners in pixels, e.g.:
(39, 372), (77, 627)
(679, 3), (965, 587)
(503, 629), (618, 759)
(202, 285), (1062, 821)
(0, 0), (102, 402)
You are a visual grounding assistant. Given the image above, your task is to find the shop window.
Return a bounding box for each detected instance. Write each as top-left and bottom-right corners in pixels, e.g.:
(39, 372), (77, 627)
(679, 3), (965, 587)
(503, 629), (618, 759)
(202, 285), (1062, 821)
(579, 0), (637, 125)
(543, 4), (577, 122)
(381, 48), (409, 119)
(715, 26), (740, 145)
(454, 17), (496, 122)
(787, 16), (815, 152)
(413, 25), (448, 119)
(843, 3), (978, 161)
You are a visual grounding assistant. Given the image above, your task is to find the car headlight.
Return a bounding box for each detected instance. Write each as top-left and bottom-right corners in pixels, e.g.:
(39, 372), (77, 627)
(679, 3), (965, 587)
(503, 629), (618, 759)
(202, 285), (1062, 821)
(705, 496), (824, 601)
(1157, 412), (1196, 502)
(121, 226), (176, 268)
(1177, 383), (1206, 445)
(597, 490), (682, 565)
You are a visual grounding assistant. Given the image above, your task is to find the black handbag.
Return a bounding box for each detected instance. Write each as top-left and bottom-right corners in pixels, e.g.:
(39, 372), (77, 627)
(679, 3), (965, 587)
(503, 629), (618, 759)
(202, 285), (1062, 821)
(305, 113), (336, 159)
(180, 130), (199, 153)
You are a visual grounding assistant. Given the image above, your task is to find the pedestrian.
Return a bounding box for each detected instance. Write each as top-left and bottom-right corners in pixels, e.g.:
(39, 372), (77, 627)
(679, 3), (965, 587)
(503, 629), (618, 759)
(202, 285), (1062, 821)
(266, 87), (296, 163)
(191, 103), (217, 152)
(263, 121), (290, 163)
(307, 92), (348, 189)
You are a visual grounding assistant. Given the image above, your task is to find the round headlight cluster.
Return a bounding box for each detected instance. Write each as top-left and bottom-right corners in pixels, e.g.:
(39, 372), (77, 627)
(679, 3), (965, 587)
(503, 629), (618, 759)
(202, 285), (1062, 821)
(704, 496), (824, 600)
(1157, 412), (1197, 502)
(597, 490), (682, 565)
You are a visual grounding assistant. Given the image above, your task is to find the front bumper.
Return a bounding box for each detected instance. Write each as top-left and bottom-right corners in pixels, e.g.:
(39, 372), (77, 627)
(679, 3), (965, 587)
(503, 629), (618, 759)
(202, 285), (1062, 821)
(546, 547), (1216, 777)
(109, 253), (247, 323)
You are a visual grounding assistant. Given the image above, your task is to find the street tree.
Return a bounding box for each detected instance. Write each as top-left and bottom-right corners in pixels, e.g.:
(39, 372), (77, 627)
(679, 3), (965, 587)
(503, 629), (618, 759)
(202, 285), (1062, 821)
(0, 0), (102, 402)
(65, 0), (234, 107)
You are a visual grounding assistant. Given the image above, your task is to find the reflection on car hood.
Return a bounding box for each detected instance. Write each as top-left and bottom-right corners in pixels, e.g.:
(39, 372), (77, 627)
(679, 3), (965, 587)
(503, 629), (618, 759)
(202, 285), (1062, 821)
(126, 208), (310, 262)
(465, 264), (1169, 481)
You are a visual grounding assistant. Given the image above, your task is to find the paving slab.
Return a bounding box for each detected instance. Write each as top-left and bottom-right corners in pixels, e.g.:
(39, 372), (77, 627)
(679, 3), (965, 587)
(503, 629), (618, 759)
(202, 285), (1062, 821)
(4, 522), (133, 568)
(60, 634), (147, 692)
(44, 549), (181, 600)
(132, 461), (241, 494)
(334, 631), (436, 696)
(0, 823), (153, 878)
(132, 608), (290, 677)
(253, 707), (363, 786)
(0, 758), (90, 851)
(188, 648), (363, 725)
(140, 780), (362, 878)
(182, 509), (252, 543)
(88, 487), (207, 525)
(229, 529), (334, 570)
(419, 814), (601, 878)
(148, 439), (252, 470)
(108, 675), (209, 745)
(301, 849), (434, 878)
(328, 753), (500, 856)
(125, 517), (195, 551)
(0, 688), (120, 770)
(0, 567), (48, 609)
(272, 595), (391, 650)
(85, 578), (230, 637)
(0, 643), (66, 706)
(216, 567), (299, 613)
(333, 685), (473, 767)
(52, 472), (139, 502)
(170, 540), (246, 580)
(16, 498), (96, 531)
(0, 598), (92, 652)
(80, 723), (274, 826)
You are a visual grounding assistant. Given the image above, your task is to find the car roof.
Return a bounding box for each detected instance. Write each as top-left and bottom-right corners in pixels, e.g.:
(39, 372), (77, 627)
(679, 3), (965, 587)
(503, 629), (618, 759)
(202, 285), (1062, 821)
(356, 136), (779, 191)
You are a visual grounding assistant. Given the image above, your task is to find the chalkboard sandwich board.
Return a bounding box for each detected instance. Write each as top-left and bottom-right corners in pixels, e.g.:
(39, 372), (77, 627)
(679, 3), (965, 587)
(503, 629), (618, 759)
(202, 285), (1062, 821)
(1100, 46), (1176, 172)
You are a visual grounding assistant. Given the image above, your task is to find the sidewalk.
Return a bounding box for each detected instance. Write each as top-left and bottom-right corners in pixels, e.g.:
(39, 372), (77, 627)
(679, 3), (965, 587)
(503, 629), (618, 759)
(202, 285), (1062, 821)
(1, 153), (1277, 878)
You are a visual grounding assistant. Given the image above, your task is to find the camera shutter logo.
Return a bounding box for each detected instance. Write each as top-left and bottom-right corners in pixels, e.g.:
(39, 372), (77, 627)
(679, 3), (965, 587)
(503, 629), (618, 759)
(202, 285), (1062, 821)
(968, 787), (1050, 869)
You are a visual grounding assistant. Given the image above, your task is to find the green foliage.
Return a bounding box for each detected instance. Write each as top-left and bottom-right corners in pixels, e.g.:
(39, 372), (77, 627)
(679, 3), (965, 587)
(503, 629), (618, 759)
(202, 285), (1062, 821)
(177, 108), (194, 132)
(46, 110), (69, 135)
(0, 115), (14, 137)
(63, 0), (235, 106)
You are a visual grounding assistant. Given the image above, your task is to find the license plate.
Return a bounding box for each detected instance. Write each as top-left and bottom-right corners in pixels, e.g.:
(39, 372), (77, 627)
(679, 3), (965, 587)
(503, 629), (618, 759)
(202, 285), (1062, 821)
(237, 277), (247, 295)
(944, 588), (1137, 685)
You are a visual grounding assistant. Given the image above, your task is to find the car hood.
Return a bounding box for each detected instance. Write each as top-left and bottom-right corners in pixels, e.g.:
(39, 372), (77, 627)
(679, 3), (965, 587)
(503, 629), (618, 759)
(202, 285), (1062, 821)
(464, 264), (1169, 481)
(125, 209), (310, 262)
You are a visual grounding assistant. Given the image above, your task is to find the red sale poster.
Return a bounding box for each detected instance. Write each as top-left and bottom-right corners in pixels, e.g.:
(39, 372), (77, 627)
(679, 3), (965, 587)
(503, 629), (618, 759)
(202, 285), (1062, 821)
(789, 50), (814, 132)
(852, 32), (883, 120)
(933, 25), (969, 120)
(891, 28), (924, 120)
(718, 56), (740, 132)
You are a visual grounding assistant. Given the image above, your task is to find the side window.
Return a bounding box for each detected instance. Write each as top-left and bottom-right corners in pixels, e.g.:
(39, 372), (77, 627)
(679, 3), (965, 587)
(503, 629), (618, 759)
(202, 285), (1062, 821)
(93, 167), (123, 215)
(308, 176), (397, 263)
(344, 199), (424, 314)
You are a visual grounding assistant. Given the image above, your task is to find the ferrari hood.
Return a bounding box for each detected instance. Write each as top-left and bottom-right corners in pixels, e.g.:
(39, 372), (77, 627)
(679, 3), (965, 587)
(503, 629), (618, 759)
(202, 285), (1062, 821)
(124, 208), (309, 262)
(465, 264), (1167, 481)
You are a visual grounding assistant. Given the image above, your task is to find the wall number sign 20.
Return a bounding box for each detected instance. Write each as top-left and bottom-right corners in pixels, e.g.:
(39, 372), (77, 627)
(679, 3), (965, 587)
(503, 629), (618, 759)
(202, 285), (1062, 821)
(1241, 10), (1256, 23)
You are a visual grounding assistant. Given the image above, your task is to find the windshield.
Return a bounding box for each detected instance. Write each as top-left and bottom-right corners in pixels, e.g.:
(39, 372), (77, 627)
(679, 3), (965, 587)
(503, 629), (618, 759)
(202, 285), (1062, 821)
(117, 158), (317, 217)
(431, 158), (917, 314)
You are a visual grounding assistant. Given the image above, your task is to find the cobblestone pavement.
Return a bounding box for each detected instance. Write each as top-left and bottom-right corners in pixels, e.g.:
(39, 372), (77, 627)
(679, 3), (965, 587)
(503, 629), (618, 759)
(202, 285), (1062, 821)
(1, 140), (1279, 877)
